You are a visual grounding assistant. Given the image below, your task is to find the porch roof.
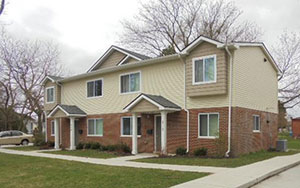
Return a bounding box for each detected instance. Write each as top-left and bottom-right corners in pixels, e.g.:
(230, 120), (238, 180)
(123, 93), (181, 112)
(48, 104), (87, 118)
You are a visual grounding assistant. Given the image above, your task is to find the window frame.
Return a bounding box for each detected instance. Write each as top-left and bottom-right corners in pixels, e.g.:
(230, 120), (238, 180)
(253, 115), (261, 132)
(119, 71), (142, 95)
(86, 78), (104, 98)
(192, 54), (217, 85)
(198, 112), (220, 139)
(51, 120), (55, 136)
(87, 118), (104, 137)
(120, 116), (142, 137)
(46, 86), (55, 104)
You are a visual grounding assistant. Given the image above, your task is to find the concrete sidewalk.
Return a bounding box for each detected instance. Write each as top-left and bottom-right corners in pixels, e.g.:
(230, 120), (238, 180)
(0, 148), (227, 174)
(172, 152), (300, 188)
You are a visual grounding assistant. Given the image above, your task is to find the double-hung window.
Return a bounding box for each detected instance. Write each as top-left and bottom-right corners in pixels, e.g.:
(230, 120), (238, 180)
(87, 79), (103, 98)
(87, 118), (103, 136)
(193, 55), (216, 84)
(121, 117), (142, 136)
(51, 120), (55, 136)
(46, 87), (55, 103)
(253, 115), (260, 132)
(120, 72), (140, 93)
(198, 113), (219, 138)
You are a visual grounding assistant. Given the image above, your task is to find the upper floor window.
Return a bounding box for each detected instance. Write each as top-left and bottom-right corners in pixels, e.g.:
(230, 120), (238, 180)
(120, 72), (141, 94)
(121, 116), (142, 137)
(253, 115), (260, 132)
(198, 113), (219, 138)
(46, 87), (55, 103)
(193, 55), (216, 84)
(87, 79), (103, 98)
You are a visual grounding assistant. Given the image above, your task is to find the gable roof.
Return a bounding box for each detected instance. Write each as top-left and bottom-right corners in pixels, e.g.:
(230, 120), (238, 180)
(181, 35), (280, 73)
(87, 45), (150, 73)
(41, 75), (64, 85)
(48, 104), (86, 118)
(123, 93), (181, 112)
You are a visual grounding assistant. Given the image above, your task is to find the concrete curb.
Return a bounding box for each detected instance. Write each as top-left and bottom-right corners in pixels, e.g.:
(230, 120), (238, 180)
(241, 160), (300, 188)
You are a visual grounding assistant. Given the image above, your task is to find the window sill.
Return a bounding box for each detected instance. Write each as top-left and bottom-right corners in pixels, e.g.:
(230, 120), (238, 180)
(120, 91), (141, 95)
(198, 136), (218, 139)
(46, 101), (55, 104)
(87, 135), (103, 137)
(253, 130), (261, 133)
(193, 80), (217, 85)
(87, 96), (103, 99)
(121, 135), (142, 138)
(51, 134), (55, 137)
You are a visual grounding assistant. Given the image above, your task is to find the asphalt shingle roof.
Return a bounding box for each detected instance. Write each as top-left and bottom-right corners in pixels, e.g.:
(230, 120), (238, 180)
(143, 94), (181, 109)
(113, 46), (150, 60)
(48, 75), (64, 81)
(58, 104), (86, 115)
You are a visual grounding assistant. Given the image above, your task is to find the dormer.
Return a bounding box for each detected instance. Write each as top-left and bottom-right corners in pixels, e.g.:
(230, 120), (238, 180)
(42, 75), (64, 112)
(87, 45), (149, 72)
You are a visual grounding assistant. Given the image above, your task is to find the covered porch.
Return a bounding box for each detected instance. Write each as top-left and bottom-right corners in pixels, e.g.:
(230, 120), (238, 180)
(123, 93), (181, 155)
(47, 104), (86, 150)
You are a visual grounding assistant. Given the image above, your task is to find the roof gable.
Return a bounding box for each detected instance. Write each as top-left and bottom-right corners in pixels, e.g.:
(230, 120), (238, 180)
(87, 45), (150, 72)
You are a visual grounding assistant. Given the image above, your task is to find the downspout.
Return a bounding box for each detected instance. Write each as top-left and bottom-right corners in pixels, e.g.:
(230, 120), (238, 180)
(178, 54), (190, 153)
(225, 46), (233, 157)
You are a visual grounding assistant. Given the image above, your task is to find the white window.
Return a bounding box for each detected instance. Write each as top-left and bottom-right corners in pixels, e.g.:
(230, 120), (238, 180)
(87, 79), (103, 98)
(51, 120), (55, 136)
(121, 117), (142, 136)
(87, 118), (103, 136)
(46, 87), (55, 103)
(198, 113), (219, 138)
(193, 55), (216, 84)
(120, 72), (141, 94)
(253, 115), (260, 132)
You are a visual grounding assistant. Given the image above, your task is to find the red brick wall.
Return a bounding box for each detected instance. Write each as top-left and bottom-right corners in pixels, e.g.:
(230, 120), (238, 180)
(231, 107), (278, 156)
(292, 119), (300, 138)
(46, 106), (278, 156)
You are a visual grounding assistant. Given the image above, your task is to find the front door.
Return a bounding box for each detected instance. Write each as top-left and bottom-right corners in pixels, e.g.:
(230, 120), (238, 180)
(75, 120), (80, 146)
(155, 115), (161, 152)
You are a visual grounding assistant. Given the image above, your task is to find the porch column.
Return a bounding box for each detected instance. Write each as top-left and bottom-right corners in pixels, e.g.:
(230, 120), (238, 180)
(161, 111), (168, 155)
(54, 118), (59, 149)
(70, 117), (76, 150)
(132, 113), (138, 155)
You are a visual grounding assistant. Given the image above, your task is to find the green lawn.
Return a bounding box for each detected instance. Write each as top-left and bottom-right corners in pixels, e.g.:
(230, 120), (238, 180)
(134, 150), (299, 168)
(279, 132), (300, 150)
(0, 153), (208, 188)
(4, 146), (41, 151)
(43, 149), (119, 159)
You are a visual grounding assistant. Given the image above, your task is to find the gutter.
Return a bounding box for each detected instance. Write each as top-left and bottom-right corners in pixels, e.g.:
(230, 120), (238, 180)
(225, 46), (233, 157)
(178, 53), (190, 153)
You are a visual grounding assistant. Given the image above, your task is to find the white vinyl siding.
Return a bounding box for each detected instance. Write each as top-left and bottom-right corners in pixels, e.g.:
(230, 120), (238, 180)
(87, 118), (103, 136)
(121, 117), (142, 136)
(253, 115), (260, 132)
(198, 113), (219, 138)
(193, 55), (217, 84)
(120, 72), (141, 94)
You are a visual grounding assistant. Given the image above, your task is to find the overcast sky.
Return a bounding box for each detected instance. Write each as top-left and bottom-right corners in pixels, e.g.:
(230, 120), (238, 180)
(1, 0), (300, 115)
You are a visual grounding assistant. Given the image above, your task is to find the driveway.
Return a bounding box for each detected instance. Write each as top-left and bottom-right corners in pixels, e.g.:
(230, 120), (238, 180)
(253, 164), (300, 188)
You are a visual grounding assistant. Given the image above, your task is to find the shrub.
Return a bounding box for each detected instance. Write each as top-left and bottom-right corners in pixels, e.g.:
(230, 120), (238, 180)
(33, 133), (45, 146)
(85, 142), (92, 149)
(107, 145), (117, 152)
(47, 141), (55, 148)
(176, 147), (187, 156)
(214, 132), (227, 158)
(76, 142), (85, 150)
(194, 148), (208, 156)
(91, 142), (101, 150)
(101, 145), (108, 151)
(119, 143), (131, 153)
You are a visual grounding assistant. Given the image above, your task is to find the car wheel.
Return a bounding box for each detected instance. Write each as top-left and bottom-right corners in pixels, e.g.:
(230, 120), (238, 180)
(21, 140), (29, 146)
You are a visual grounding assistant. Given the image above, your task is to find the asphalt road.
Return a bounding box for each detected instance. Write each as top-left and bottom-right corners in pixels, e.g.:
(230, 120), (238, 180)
(253, 164), (300, 188)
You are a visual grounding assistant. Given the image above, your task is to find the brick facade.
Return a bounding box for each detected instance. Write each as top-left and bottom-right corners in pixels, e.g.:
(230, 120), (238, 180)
(292, 119), (300, 138)
(47, 107), (278, 156)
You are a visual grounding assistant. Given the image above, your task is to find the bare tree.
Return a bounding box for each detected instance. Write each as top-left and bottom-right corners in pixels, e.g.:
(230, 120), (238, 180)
(0, 29), (63, 132)
(274, 31), (300, 109)
(119, 0), (261, 56)
(0, 0), (5, 16)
